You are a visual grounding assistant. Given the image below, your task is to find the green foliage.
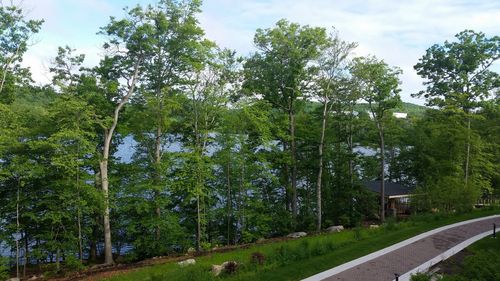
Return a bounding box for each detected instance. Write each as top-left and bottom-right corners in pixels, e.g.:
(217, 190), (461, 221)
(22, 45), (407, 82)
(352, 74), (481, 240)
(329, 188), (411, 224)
(0, 256), (9, 281)
(414, 30), (499, 111)
(410, 272), (432, 281)
(104, 209), (500, 281)
(440, 236), (500, 281)
(0, 1), (498, 278)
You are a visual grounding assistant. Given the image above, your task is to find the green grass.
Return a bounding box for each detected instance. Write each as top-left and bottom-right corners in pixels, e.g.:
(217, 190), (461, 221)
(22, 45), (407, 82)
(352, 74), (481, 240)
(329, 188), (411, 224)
(104, 208), (499, 281)
(438, 234), (500, 281)
(410, 232), (500, 281)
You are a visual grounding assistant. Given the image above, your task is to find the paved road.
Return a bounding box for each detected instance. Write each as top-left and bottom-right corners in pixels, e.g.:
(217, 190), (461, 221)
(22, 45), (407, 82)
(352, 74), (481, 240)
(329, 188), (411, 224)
(307, 216), (500, 281)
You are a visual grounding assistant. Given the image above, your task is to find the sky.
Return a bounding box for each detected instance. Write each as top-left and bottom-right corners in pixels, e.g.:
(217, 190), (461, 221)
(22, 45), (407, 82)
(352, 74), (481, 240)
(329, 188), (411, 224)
(18, 0), (500, 105)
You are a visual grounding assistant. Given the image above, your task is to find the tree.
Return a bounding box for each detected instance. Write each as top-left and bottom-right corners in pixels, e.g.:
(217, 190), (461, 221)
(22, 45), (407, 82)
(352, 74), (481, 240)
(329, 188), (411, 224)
(351, 56), (401, 222)
(126, 0), (205, 245)
(49, 46), (85, 92)
(0, 3), (43, 98)
(95, 6), (154, 264)
(181, 47), (239, 251)
(314, 31), (357, 231)
(244, 19), (328, 224)
(414, 30), (499, 187)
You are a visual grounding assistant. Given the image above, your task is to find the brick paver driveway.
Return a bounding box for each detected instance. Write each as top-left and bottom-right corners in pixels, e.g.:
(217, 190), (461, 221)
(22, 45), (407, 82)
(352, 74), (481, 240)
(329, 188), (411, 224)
(307, 216), (500, 281)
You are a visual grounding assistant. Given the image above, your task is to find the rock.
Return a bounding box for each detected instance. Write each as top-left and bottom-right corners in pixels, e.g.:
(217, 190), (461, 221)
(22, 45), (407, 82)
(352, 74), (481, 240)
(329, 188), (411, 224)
(222, 261), (238, 273)
(178, 258), (196, 267)
(212, 264), (223, 276)
(212, 261), (238, 276)
(28, 276), (42, 281)
(286, 232), (307, 238)
(256, 237), (266, 243)
(186, 247), (196, 254)
(369, 224), (380, 229)
(7, 278), (21, 281)
(326, 225), (344, 233)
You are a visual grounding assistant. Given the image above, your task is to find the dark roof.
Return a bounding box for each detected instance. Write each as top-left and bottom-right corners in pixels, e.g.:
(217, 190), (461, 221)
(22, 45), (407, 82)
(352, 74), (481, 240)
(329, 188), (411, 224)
(364, 181), (414, 197)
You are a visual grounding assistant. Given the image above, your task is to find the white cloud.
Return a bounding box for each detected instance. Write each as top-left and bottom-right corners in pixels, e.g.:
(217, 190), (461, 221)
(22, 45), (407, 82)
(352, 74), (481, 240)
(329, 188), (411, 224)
(199, 0), (500, 104)
(13, 0), (500, 105)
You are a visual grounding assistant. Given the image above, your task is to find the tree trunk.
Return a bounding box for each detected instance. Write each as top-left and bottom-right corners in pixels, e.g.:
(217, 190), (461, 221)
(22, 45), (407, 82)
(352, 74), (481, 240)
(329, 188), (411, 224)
(316, 99), (328, 232)
(464, 117), (471, 187)
(196, 193), (201, 252)
(239, 162), (246, 239)
(289, 109), (298, 222)
(56, 248), (60, 272)
(379, 126), (386, 222)
(154, 125), (162, 241)
(99, 61), (140, 264)
(16, 177), (20, 279)
(76, 142), (83, 262)
(226, 159), (232, 245)
(89, 171), (100, 263)
(99, 153), (114, 264)
(23, 231), (28, 277)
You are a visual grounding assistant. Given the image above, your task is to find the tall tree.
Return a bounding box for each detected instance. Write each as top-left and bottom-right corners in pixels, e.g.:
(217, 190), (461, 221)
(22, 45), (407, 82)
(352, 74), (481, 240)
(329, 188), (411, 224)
(0, 3), (43, 98)
(182, 47), (238, 251)
(128, 0), (205, 244)
(314, 31), (357, 231)
(414, 30), (499, 187)
(244, 19), (328, 224)
(351, 56), (401, 222)
(95, 6), (154, 264)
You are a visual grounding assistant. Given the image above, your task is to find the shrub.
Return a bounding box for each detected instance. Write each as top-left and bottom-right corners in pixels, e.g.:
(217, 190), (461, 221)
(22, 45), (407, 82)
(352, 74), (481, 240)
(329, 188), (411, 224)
(0, 257), (9, 281)
(353, 227), (363, 241)
(223, 261), (238, 275)
(250, 252), (265, 265)
(64, 255), (85, 271)
(410, 272), (432, 281)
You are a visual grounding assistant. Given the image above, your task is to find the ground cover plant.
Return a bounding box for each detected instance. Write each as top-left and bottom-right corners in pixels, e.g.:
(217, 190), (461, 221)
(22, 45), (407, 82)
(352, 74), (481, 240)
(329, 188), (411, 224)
(103, 208), (499, 281)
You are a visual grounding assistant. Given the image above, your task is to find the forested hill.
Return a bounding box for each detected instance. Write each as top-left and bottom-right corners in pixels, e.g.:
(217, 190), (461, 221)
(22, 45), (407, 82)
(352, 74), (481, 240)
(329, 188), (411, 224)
(354, 102), (427, 117)
(304, 101), (427, 117)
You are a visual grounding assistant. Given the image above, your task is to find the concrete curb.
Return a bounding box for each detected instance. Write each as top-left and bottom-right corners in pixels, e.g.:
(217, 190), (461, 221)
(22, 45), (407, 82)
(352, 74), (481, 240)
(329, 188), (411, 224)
(302, 214), (500, 281)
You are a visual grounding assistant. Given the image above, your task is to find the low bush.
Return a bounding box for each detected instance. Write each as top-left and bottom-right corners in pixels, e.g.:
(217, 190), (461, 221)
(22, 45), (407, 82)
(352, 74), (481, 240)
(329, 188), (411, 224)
(410, 272), (431, 281)
(0, 257), (9, 281)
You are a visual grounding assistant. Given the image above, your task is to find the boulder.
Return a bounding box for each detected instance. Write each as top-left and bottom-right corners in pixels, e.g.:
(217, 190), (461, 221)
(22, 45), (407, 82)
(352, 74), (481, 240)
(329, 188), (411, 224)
(286, 232), (307, 238)
(326, 225), (344, 233)
(186, 247), (196, 255)
(178, 258), (196, 267)
(212, 264), (223, 276)
(212, 261), (238, 276)
(7, 278), (20, 281)
(369, 224), (380, 229)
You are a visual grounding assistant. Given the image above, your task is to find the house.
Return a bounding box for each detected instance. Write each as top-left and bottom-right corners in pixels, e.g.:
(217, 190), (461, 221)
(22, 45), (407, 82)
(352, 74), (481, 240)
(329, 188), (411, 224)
(392, 112), (408, 119)
(364, 181), (414, 217)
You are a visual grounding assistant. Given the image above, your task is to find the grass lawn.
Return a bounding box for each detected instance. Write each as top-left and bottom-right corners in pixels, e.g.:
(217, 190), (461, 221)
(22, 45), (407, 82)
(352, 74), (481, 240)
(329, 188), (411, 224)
(432, 234), (499, 281)
(411, 232), (500, 281)
(103, 208), (499, 281)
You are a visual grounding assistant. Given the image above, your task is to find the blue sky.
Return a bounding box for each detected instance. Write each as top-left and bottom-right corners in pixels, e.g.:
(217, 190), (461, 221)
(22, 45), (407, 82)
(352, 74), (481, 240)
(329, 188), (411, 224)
(20, 0), (500, 104)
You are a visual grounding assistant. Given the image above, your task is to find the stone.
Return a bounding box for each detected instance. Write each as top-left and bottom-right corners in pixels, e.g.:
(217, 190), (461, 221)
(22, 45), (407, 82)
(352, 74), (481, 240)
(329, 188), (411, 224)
(326, 225), (344, 233)
(212, 264), (223, 276)
(211, 261), (238, 276)
(178, 258), (196, 267)
(186, 247), (196, 254)
(286, 231), (307, 238)
(7, 278), (21, 281)
(369, 224), (380, 229)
